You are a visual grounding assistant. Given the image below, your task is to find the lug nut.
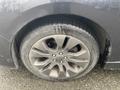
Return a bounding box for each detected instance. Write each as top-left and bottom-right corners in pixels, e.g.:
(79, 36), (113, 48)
(64, 57), (67, 59)
(59, 52), (63, 55)
(61, 61), (63, 63)
(52, 54), (56, 57)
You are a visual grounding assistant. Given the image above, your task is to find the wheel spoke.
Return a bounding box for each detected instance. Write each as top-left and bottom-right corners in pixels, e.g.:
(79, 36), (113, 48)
(68, 58), (89, 68)
(31, 47), (50, 57)
(74, 49), (87, 57)
(53, 35), (66, 49)
(67, 49), (90, 68)
(64, 37), (80, 50)
(64, 62), (79, 73)
(32, 40), (48, 53)
(40, 63), (56, 75)
(58, 64), (64, 72)
(68, 49), (89, 60)
(33, 59), (50, 66)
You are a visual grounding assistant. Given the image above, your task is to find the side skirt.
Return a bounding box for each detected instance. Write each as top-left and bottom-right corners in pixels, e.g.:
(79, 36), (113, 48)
(104, 61), (120, 70)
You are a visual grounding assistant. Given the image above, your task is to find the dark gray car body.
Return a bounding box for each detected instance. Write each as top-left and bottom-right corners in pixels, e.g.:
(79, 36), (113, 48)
(0, 0), (120, 70)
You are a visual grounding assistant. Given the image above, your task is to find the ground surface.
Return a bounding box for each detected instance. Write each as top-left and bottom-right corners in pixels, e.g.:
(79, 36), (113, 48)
(0, 66), (120, 90)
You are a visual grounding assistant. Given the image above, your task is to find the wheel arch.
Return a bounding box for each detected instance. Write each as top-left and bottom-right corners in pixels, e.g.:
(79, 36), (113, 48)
(11, 14), (111, 67)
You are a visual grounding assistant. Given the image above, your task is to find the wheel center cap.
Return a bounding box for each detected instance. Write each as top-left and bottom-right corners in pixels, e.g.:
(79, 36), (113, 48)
(52, 52), (67, 63)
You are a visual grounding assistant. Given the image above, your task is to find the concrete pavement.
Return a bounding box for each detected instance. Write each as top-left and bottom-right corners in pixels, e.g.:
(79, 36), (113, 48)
(0, 66), (120, 90)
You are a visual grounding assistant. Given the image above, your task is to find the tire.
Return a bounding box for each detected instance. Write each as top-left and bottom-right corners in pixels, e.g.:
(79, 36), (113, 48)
(20, 18), (99, 81)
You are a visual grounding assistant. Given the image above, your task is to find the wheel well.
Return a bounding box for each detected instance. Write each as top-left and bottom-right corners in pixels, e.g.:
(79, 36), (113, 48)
(12, 14), (111, 65)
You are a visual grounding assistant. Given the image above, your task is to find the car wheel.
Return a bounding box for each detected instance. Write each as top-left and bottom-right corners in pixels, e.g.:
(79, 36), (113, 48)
(20, 19), (99, 81)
